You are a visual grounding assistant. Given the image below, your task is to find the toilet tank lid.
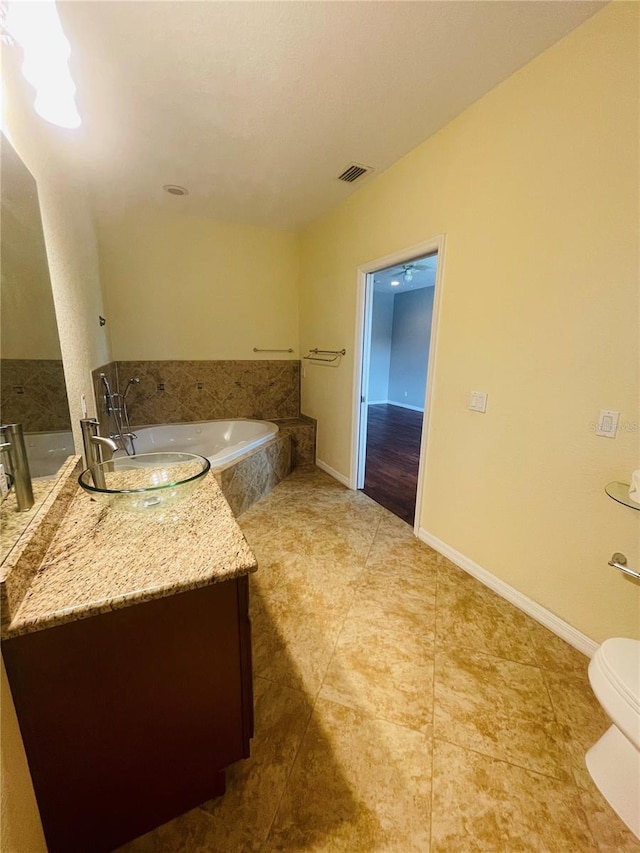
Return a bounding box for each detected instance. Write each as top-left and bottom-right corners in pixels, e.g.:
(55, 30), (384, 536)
(599, 638), (640, 709)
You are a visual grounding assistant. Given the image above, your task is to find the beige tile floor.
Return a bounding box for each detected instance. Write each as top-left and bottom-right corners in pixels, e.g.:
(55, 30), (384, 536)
(119, 466), (640, 852)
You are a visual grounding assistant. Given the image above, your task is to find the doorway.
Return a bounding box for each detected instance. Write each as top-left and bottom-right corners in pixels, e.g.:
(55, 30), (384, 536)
(352, 238), (444, 530)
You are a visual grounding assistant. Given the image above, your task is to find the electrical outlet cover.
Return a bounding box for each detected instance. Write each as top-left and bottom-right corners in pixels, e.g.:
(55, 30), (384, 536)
(595, 410), (619, 438)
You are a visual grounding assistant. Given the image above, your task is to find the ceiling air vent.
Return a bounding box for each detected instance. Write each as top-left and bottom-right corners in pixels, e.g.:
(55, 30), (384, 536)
(337, 162), (373, 183)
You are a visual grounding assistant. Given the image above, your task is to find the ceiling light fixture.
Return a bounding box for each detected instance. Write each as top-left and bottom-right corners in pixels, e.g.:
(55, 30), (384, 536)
(404, 268), (413, 283)
(391, 280), (400, 287)
(4, 0), (81, 129)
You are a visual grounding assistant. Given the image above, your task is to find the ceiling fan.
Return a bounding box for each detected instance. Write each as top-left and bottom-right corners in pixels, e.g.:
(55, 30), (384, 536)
(398, 262), (429, 283)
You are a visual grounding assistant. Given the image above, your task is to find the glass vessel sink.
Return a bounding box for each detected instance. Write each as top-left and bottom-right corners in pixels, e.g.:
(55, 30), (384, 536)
(79, 452), (211, 511)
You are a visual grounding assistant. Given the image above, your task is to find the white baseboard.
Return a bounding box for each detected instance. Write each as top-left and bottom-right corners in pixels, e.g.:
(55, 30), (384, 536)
(316, 458), (352, 488)
(367, 400), (389, 406)
(418, 528), (598, 658)
(387, 400), (425, 413)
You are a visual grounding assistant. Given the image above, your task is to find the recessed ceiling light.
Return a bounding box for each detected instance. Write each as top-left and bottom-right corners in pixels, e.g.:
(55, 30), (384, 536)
(391, 280), (400, 286)
(163, 184), (189, 196)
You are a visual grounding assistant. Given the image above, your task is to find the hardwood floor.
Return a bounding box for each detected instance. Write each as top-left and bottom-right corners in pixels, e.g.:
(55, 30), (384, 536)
(361, 404), (423, 525)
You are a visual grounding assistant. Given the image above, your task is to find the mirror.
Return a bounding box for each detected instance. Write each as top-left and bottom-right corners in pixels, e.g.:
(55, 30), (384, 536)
(0, 133), (73, 490)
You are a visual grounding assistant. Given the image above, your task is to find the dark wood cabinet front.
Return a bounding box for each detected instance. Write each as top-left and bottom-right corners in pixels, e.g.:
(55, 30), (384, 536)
(2, 576), (253, 853)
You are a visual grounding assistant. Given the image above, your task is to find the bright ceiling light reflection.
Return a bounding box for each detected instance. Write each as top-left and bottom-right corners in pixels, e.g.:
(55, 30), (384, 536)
(390, 280), (400, 286)
(6, 0), (81, 128)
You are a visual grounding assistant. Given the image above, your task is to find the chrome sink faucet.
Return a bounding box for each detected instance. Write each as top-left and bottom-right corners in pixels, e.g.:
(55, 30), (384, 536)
(80, 419), (118, 490)
(0, 423), (34, 511)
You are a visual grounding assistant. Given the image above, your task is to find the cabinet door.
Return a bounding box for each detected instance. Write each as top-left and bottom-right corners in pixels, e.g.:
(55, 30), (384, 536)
(237, 573), (254, 750)
(3, 580), (250, 853)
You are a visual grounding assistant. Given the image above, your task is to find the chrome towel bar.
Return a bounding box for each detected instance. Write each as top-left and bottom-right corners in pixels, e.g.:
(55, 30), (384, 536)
(304, 348), (346, 363)
(253, 347), (294, 353)
(608, 553), (640, 580)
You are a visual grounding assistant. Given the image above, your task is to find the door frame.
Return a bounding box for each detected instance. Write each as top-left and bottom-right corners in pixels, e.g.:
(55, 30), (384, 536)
(350, 235), (446, 535)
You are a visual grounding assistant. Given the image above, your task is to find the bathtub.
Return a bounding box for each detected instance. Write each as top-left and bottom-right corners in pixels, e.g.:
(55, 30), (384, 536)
(25, 430), (75, 479)
(127, 419), (279, 469)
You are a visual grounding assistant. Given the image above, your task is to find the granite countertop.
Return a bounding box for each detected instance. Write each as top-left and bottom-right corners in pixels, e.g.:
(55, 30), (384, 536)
(2, 469), (257, 639)
(0, 478), (60, 564)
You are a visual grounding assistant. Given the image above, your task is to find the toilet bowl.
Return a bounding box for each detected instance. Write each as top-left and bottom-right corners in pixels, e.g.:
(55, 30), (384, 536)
(586, 637), (640, 839)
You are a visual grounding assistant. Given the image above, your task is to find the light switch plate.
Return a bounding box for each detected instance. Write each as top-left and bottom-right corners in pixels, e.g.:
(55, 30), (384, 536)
(595, 410), (619, 438)
(469, 391), (488, 413)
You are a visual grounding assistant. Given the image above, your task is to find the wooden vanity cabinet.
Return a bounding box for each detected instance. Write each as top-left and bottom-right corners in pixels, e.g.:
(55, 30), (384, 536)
(2, 575), (254, 853)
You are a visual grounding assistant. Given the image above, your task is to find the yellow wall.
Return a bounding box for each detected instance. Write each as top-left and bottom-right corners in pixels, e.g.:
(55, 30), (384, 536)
(98, 206), (299, 360)
(299, 2), (640, 642)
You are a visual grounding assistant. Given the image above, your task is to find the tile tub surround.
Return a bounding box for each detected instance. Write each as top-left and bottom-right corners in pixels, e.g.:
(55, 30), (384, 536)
(274, 415), (316, 466)
(116, 467), (640, 853)
(1, 472), (257, 639)
(0, 358), (71, 432)
(93, 360), (301, 427)
(215, 433), (292, 518)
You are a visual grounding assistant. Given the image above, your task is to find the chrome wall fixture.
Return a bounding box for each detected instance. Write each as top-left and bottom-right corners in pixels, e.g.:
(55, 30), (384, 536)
(79, 418), (118, 489)
(303, 348), (346, 364)
(100, 373), (139, 455)
(608, 553), (640, 581)
(0, 423), (34, 511)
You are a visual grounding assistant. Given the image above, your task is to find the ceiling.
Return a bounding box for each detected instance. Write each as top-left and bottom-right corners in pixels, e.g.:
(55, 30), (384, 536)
(54, 0), (604, 231)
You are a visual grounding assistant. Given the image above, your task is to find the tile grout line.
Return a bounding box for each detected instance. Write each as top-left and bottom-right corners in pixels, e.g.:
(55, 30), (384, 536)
(312, 510), (385, 705)
(361, 507), (385, 567)
(433, 733), (577, 786)
(525, 620), (594, 801)
(535, 659), (604, 851)
(257, 688), (319, 853)
(312, 692), (433, 739)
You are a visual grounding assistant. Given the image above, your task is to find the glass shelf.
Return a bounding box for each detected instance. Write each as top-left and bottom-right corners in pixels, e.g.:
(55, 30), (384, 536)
(605, 482), (640, 511)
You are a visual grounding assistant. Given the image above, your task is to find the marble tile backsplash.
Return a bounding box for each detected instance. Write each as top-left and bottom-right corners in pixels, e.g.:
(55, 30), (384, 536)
(0, 359), (71, 432)
(93, 360), (300, 428)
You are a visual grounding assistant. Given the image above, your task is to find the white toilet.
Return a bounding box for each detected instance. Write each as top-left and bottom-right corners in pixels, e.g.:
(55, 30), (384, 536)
(586, 637), (640, 839)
